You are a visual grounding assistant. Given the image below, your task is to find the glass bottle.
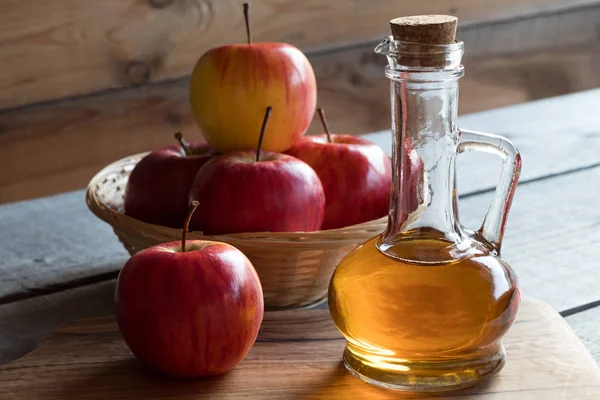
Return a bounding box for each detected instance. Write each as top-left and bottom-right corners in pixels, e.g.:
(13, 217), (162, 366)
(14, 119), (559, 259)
(328, 35), (522, 391)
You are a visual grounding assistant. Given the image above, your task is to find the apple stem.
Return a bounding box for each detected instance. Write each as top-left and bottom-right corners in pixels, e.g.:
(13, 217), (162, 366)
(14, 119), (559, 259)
(317, 108), (332, 143)
(181, 200), (199, 252)
(243, 3), (252, 45)
(256, 106), (273, 162)
(174, 132), (192, 156)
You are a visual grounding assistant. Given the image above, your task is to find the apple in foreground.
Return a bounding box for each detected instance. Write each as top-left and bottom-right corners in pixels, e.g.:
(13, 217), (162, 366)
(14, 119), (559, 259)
(124, 132), (215, 228)
(285, 109), (392, 229)
(188, 107), (325, 235)
(189, 3), (316, 153)
(115, 202), (264, 378)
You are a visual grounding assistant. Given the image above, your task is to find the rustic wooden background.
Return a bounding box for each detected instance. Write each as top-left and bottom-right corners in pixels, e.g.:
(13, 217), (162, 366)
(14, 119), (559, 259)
(1, 0), (599, 204)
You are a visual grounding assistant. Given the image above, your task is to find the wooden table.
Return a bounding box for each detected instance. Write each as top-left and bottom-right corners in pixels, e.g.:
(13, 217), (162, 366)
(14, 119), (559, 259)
(1, 89), (599, 369)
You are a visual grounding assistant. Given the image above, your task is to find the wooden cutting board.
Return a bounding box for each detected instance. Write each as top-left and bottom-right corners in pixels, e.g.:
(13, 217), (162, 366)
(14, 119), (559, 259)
(1, 299), (599, 399)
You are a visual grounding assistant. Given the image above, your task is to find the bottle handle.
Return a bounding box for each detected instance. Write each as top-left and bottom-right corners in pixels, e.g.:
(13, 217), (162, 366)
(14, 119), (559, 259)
(457, 129), (522, 252)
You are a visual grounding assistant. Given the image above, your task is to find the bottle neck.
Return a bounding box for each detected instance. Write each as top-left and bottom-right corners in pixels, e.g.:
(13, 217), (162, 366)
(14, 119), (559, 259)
(380, 77), (462, 248)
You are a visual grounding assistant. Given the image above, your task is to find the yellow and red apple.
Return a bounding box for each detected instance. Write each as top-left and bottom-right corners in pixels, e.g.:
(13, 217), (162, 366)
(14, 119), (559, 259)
(189, 4), (317, 153)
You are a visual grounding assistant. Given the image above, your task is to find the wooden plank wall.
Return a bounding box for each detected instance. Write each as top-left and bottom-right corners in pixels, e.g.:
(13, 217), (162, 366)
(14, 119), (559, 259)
(1, 0), (600, 204)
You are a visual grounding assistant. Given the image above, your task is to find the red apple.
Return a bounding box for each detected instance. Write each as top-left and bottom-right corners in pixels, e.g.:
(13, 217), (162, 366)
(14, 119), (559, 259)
(188, 151), (325, 235)
(189, 106), (325, 235)
(124, 133), (216, 228)
(115, 202), (264, 378)
(286, 133), (392, 229)
(189, 3), (316, 153)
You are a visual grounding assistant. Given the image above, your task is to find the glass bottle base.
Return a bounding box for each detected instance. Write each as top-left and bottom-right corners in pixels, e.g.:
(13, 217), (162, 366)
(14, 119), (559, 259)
(343, 344), (505, 392)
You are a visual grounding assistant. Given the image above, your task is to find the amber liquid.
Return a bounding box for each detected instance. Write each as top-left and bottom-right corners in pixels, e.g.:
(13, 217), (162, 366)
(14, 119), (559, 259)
(328, 232), (520, 391)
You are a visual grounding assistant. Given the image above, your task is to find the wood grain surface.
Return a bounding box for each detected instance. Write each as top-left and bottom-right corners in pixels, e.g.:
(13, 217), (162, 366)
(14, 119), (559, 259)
(2, 3), (600, 203)
(0, 299), (598, 399)
(567, 306), (600, 364)
(1, 0), (596, 109)
(0, 280), (115, 365)
(0, 80), (198, 204)
(0, 191), (127, 304)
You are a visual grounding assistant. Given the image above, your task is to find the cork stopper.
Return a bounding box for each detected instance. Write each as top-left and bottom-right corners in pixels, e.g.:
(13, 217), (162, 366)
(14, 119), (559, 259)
(390, 15), (457, 45)
(388, 15), (458, 68)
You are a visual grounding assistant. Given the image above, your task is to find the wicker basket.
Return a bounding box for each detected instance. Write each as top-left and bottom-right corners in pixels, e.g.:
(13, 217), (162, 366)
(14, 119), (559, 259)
(86, 153), (387, 309)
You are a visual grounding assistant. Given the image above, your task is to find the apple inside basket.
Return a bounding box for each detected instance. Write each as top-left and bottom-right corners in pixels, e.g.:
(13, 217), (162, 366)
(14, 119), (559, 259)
(86, 153), (387, 310)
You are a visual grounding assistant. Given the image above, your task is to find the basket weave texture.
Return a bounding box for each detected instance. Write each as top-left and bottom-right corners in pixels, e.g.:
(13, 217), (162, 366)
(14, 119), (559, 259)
(86, 153), (387, 309)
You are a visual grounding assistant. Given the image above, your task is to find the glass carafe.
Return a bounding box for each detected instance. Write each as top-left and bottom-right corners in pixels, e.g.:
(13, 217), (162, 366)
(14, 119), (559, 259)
(328, 37), (522, 392)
